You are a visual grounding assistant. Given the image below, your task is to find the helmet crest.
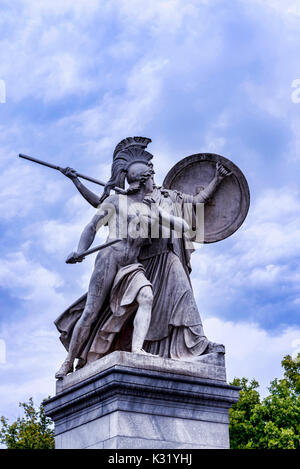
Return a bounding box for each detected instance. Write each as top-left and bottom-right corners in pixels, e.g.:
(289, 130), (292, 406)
(100, 137), (153, 202)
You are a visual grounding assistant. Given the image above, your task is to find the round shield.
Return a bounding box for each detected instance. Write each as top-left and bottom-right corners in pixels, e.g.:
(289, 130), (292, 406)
(163, 153), (250, 243)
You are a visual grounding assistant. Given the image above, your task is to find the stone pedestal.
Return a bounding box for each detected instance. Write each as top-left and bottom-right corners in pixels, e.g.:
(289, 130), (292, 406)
(43, 351), (240, 449)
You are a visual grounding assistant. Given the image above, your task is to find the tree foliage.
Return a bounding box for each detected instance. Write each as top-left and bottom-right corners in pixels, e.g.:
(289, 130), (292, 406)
(229, 353), (300, 449)
(0, 397), (54, 449)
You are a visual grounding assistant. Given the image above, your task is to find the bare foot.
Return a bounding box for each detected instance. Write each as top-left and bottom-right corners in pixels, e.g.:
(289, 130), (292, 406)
(205, 341), (225, 354)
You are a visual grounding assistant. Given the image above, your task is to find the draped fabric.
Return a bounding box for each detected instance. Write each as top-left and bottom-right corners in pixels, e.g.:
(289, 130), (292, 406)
(55, 264), (151, 366)
(140, 187), (208, 358)
(142, 251), (208, 359)
(86, 264), (152, 362)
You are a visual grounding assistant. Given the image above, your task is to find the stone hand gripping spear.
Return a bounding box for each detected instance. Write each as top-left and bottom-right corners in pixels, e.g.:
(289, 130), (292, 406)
(19, 153), (124, 260)
(18, 153), (127, 195)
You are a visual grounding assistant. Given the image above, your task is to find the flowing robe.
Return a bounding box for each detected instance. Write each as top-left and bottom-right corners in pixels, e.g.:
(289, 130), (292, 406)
(141, 187), (208, 359)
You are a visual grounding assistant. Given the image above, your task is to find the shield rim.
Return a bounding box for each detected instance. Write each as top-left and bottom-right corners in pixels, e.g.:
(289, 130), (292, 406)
(162, 152), (250, 243)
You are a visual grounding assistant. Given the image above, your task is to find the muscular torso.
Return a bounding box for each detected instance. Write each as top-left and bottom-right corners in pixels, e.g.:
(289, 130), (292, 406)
(104, 194), (156, 266)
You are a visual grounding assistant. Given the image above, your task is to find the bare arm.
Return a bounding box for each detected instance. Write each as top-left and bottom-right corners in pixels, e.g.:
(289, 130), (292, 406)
(181, 163), (232, 204)
(66, 199), (114, 263)
(76, 216), (101, 254)
(61, 167), (101, 208)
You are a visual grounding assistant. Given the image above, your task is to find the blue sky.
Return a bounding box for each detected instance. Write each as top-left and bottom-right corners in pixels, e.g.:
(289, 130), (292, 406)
(0, 0), (300, 421)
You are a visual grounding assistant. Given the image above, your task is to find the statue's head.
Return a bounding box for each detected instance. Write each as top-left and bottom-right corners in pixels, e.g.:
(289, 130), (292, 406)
(126, 162), (154, 194)
(100, 137), (155, 202)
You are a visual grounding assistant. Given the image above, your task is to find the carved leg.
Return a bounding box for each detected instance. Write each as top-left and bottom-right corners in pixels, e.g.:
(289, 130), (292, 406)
(56, 253), (118, 378)
(132, 286), (153, 355)
(55, 321), (95, 379)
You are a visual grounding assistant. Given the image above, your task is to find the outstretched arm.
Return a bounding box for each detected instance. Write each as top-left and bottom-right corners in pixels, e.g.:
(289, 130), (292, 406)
(193, 163), (232, 204)
(60, 167), (101, 208)
(179, 162), (232, 205)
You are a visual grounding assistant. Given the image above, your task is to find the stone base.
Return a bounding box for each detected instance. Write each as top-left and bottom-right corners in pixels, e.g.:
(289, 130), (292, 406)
(43, 351), (240, 449)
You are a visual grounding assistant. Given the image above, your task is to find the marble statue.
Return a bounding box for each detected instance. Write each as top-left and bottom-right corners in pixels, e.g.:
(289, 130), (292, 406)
(55, 161), (190, 378)
(19, 137), (250, 379)
(53, 137), (238, 378)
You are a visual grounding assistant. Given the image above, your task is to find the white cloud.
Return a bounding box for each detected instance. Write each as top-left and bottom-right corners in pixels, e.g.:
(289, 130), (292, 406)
(0, 251), (64, 305)
(0, 161), (65, 220)
(116, 0), (200, 33)
(243, 80), (290, 120)
(28, 214), (90, 257)
(234, 188), (300, 267)
(0, 1), (104, 103)
(58, 57), (169, 150)
(253, 0), (300, 19)
(25, 0), (101, 18)
(0, 376), (56, 422)
(1, 0), (210, 105)
(204, 316), (300, 396)
(191, 186), (300, 324)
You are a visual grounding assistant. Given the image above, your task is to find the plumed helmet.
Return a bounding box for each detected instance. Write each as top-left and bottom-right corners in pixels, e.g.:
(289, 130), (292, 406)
(100, 137), (153, 202)
(113, 136), (152, 160)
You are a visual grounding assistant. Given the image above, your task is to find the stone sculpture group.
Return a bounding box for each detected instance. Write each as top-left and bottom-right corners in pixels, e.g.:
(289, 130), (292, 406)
(20, 137), (250, 380)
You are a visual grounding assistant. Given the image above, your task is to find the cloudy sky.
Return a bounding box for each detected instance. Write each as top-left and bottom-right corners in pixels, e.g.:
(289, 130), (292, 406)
(0, 0), (300, 422)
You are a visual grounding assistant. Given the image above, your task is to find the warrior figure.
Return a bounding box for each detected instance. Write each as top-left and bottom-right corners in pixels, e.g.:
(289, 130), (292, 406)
(55, 149), (189, 378)
(57, 137), (231, 367)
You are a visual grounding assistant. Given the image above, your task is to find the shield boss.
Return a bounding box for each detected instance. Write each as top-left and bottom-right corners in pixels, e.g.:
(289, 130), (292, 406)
(163, 153), (250, 243)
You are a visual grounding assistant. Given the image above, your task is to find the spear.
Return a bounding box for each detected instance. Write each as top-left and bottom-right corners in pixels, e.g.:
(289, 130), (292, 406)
(66, 238), (122, 263)
(18, 153), (127, 194)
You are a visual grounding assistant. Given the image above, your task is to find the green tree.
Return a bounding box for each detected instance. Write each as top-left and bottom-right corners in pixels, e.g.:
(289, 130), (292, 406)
(229, 353), (300, 449)
(229, 377), (261, 448)
(0, 397), (54, 449)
